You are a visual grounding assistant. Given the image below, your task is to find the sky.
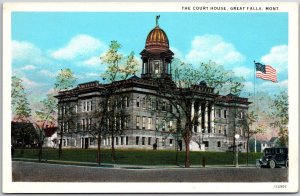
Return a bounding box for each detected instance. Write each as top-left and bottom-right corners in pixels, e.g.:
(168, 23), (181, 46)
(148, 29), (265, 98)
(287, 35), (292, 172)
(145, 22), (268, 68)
(11, 12), (288, 104)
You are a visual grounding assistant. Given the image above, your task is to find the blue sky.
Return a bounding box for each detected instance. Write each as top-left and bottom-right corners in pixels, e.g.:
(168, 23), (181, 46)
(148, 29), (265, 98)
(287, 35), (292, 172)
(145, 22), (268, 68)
(11, 12), (288, 104)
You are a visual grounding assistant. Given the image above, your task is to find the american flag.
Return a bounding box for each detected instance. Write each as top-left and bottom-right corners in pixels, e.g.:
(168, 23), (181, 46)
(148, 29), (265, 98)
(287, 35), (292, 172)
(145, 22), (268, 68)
(255, 62), (277, 83)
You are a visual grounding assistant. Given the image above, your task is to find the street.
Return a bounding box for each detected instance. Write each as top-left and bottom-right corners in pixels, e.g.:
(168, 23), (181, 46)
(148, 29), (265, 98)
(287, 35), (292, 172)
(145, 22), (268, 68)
(12, 161), (288, 182)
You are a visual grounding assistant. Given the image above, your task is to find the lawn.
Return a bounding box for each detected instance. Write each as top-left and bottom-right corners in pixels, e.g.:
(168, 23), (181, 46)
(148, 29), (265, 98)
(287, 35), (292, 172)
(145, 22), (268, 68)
(13, 148), (262, 166)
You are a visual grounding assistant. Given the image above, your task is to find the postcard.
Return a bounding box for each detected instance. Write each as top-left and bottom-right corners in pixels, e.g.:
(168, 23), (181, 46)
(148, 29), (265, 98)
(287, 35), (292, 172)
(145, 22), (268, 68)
(2, 2), (299, 193)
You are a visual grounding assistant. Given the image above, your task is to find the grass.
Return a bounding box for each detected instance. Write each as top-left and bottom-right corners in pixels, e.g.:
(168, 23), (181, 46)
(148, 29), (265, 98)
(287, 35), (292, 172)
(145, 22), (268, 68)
(13, 148), (262, 166)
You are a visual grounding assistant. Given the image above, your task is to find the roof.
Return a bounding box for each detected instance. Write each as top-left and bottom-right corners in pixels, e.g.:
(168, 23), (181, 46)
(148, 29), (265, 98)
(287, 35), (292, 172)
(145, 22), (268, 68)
(269, 137), (278, 143)
(44, 127), (58, 137)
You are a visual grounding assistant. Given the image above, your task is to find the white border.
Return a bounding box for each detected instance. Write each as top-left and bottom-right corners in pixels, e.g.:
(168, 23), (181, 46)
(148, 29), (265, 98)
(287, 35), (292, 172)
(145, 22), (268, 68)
(2, 2), (299, 193)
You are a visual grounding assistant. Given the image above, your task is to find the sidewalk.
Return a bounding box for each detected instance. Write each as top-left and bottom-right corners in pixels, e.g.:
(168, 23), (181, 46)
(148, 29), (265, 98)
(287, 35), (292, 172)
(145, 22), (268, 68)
(12, 158), (256, 169)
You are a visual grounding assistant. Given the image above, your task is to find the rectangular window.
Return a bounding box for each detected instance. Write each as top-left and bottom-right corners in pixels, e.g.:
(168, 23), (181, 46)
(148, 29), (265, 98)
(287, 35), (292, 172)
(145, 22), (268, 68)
(136, 116), (140, 129)
(203, 141), (209, 147)
(169, 139), (173, 146)
(121, 136), (124, 145)
(142, 137), (145, 145)
(219, 125), (222, 134)
(156, 118), (159, 130)
(126, 136), (129, 145)
(169, 104), (173, 113)
(162, 101), (166, 111)
(162, 120), (166, 131)
(224, 110), (227, 118)
(224, 126), (227, 135)
(142, 116), (146, 129)
(142, 98), (146, 109)
(148, 117), (152, 129)
(116, 137), (119, 145)
(90, 101), (93, 111)
(136, 136), (139, 145)
(169, 120), (173, 130)
(82, 119), (85, 130)
(87, 101), (90, 111)
(148, 137), (151, 145)
(218, 141), (221, 147)
(217, 109), (221, 118)
(136, 97), (140, 107)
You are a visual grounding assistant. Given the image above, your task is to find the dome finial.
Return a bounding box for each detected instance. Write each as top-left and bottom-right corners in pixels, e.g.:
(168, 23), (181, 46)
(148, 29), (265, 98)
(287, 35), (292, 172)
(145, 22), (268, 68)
(156, 15), (160, 27)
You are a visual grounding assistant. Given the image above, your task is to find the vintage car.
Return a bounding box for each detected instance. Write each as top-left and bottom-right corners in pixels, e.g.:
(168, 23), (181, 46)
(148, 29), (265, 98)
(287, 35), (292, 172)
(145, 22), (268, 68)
(256, 147), (288, 168)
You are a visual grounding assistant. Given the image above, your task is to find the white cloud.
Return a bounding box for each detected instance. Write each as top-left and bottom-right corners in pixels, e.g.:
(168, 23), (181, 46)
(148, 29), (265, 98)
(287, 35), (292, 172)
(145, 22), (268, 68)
(85, 72), (99, 77)
(233, 66), (252, 78)
(82, 56), (101, 67)
(185, 34), (245, 67)
(51, 34), (106, 60)
(20, 76), (43, 88)
(12, 40), (50, 65)
(170, 47), (183, 59)
(259, 79), (288, 91)
(261, 45), (288, 73)
(20, 65), (36, 71)
(39, 70), (57, 78)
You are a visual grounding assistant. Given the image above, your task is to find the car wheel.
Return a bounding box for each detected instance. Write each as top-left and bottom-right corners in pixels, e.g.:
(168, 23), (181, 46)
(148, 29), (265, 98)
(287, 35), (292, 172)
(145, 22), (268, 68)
(269, 160), (276, 169)
(285, 160), (289, 168)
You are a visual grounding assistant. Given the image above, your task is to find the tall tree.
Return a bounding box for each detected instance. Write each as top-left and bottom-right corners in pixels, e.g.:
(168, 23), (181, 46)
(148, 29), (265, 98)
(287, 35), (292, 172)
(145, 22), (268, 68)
(172, 59), (245, 95)
(241, 111), (265, 165)
(35, 94), (58, 161)
(11, 76), (32, 154)
(54, 68), (77, 158)
(11, 76), (31, 120)
(92, 40), (138, 165)
(157, 59), (245, 167)
(272, 91), (288, 147)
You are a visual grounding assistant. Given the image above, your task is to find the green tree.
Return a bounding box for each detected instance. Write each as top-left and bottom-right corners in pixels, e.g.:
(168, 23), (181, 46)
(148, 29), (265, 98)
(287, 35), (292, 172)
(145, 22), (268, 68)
(54, 68), (77, 158)
(11, 76), (31, 120)
(272, 91), (288, 147)
(34, 94), (58, 162)
(158, 59), (245, 168)
(172, 59), (245, 95)
(91, 40), (138, 165)
(54, 68), (77, 91)
(11, 76), (32, 154)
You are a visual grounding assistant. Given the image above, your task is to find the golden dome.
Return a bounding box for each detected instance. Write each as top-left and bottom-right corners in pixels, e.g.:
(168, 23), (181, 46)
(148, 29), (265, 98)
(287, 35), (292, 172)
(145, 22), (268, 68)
(145, 26), (169, 50)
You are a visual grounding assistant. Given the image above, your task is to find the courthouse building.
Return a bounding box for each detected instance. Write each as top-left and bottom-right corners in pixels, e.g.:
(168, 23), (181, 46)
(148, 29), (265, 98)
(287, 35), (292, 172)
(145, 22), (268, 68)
(55, 19), (251, 152)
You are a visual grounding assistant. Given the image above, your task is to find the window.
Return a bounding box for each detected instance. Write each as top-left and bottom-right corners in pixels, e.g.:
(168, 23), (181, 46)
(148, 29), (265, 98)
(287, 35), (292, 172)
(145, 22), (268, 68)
(148, 137), (151, 145)
(142, 97), (146, 109)
(224, 126), (227, 135)
(125, 96), (129, 107)
(126, 136), (129, 145)
(194, 125), (197, 133)
(169, 104), (173, 113)
(162, 101), (166, 111)
(87, 101), (90, 111)
(203, 141), (209, 147)
(148, 117), (152, 129)
(136, 116), (140, 129)
(124, 117), (129, 128)
(224, 110), (227, 118)
(136, 136), (139, 145)
(154, 61), (160, 74)
(162, 120), (166, 131)
(142, 137), (145, 145)
(217, 141), (221, 147)
(218, 125), (222, 134)
(136, 97), (140, 107)
(142, 116), (146, 129)
(83, 102), (86, 112)
(82, 119), (85, 130)
(116, 137), (119, 145)
(88, 118), (92, 130)
(169, 120), (173, 130)
(147, 98), (152, 109)
(216, 109), (221, 118)
(121, 136), (124, 145)
(169, 139), (173, 146)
